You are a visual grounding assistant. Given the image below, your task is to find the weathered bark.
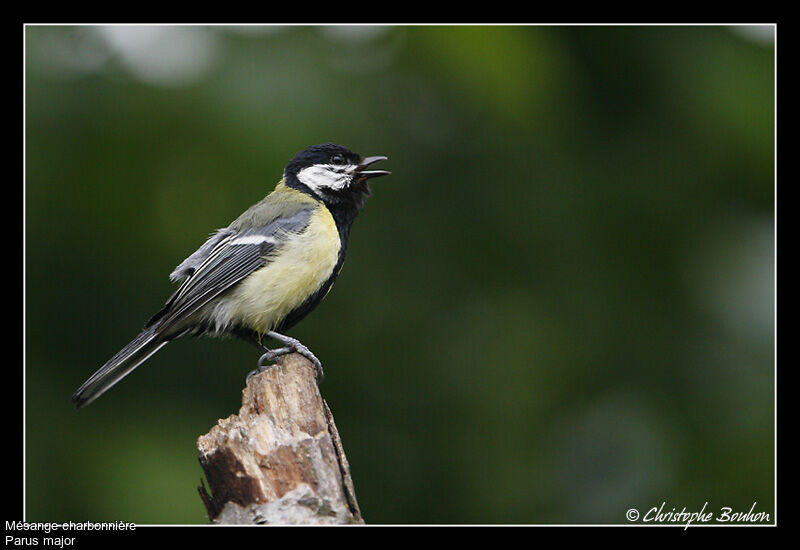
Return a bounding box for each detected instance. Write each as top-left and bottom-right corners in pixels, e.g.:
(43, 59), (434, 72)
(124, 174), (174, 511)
(197, 353), (363, 524)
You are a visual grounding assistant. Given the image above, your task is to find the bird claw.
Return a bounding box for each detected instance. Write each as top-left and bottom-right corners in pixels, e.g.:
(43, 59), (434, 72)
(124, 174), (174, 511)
(301, 349), (325, 383)
(246, 365), (267, 384)
(246, 347), (289, 383)
(282, 341), (324, 383)
(267, 330), (325, 384)
(259, 332), (325, 384)
(257, 347), (287, 368)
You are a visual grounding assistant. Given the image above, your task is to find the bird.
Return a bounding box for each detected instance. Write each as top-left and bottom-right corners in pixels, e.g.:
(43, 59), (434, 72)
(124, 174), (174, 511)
(71, 143), (390, 408)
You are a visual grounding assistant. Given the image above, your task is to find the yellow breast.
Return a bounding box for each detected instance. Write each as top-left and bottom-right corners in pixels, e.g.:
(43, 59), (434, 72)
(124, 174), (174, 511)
(228, 206), (340, 334)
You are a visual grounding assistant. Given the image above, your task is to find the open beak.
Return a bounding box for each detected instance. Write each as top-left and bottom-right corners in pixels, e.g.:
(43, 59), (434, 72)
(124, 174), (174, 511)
(355, 156), (390, 181)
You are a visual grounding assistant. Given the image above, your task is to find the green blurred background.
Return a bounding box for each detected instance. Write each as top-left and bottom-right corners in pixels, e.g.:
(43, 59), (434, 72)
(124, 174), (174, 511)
(24, 25), (774, 525)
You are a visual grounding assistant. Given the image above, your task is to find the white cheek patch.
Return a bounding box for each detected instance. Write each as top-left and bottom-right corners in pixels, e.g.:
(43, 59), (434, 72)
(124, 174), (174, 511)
(297, 164), (351, 192)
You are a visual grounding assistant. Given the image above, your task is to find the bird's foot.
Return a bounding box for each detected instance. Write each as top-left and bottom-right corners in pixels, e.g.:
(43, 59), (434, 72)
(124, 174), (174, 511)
(265, 331), (325, 383)
(246, 346), (293, 384)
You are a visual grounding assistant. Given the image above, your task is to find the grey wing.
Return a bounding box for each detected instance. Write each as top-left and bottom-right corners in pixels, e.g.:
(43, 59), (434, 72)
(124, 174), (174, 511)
(147, 207), (314, 335)
(169, 227), (235, 283)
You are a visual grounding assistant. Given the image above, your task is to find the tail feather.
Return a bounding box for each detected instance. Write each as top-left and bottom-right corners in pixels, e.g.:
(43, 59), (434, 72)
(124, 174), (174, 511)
(72, 328), (167, 409)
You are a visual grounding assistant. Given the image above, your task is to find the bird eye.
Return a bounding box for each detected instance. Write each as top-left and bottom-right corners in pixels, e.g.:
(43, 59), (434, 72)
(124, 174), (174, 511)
(331, 154), (345, 165)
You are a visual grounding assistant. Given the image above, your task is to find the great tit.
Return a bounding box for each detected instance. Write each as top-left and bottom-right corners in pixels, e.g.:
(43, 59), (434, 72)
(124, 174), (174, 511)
(71, 143), (390, 408)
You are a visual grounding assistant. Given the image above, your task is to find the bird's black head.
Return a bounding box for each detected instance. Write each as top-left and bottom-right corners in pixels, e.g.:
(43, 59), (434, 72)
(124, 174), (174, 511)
(283, 143), (389, 210)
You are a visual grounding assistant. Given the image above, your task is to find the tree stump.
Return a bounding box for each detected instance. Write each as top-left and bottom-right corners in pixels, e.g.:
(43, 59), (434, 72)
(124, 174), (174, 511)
(196, 353), (363, 524)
